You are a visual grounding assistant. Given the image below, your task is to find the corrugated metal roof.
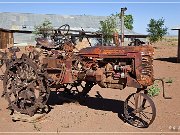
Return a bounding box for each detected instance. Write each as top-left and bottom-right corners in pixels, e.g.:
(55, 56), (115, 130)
(0, 12), (141, 35)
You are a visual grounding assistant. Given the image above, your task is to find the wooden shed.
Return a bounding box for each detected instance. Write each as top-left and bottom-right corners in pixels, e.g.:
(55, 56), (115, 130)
(0, 28), (14, 49)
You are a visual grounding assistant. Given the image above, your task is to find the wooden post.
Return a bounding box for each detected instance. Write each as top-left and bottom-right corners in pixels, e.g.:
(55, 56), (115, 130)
(178, 30), (180, 63)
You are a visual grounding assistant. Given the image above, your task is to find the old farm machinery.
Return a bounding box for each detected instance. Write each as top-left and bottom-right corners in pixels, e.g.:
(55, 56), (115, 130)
(0, 24), (159, 128)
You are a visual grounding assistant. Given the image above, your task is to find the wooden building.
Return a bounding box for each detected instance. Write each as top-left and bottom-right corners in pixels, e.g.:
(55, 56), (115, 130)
(0, 28), (14, 49)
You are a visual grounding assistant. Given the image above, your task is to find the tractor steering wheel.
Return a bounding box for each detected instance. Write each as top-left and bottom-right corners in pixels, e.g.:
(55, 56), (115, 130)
(52, 24), (70, 48)
(58, 24), (70, 35)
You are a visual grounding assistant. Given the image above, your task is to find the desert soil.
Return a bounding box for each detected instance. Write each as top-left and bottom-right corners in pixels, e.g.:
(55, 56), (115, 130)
(0, 40), (180, 134)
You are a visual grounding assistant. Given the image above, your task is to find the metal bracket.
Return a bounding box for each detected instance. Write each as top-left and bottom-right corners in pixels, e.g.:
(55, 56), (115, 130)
(154, 78), (172, 99)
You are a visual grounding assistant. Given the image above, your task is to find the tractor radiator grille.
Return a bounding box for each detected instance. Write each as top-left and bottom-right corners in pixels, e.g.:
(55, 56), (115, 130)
(141, 55), (153, 77)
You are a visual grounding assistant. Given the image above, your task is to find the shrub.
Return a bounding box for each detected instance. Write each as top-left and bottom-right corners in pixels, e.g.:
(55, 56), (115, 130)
(148, 84), (160, 97)
(33, 19), (53, 38)
(165, 78), (173, 83)
(147, 18), (168, 43)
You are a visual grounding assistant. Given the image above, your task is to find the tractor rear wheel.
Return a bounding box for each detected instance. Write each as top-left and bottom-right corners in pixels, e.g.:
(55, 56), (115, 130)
(3, 55), (50, 116)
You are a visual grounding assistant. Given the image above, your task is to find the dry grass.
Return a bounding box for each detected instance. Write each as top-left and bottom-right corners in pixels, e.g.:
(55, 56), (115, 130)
(147, 36), (178, 47)
(162, 36), (178, 46)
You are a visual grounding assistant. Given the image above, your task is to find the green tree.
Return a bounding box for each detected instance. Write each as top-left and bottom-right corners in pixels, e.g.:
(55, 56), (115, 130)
(117, 13), (134, 30)
(99, 15), (117, 43)
(124, 15), (133, 30)
(147, 18), (168, 43)
(33, 19), (53, 38)
(99, 13), (134, 44)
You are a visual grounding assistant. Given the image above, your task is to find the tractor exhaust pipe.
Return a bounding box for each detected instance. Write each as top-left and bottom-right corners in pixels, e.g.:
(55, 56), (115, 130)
(121, 7), (127, 46)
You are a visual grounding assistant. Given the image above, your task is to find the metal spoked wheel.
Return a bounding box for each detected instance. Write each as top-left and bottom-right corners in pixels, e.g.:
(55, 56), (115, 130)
(124, 93), (156, 128)
(3, 55), (50, 116)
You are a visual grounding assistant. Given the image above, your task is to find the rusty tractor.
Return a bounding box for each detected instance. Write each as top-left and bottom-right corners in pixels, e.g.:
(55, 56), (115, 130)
(0, 24), (160, 128)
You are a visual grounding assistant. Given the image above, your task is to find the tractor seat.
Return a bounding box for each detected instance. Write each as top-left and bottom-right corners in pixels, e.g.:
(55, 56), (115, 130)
(36, 38), (58, 49)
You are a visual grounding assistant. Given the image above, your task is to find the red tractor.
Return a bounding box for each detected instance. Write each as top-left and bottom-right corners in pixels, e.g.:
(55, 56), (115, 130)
(1, 24), (159, 128)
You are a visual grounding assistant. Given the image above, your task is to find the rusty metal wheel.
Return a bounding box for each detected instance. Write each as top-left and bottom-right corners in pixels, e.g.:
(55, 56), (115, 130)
(124, 93), (156, 128)
(3, 55), (50, 116)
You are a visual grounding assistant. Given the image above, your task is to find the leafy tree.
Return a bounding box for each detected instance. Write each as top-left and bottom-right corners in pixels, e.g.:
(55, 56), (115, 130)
(147, 18), (168, 43)
(99, 13), (134, 44)
(124, 15), (133, 30)
(33, 19), (53, 38)
(117, 14), (134, 30)
(99, 15), (117, 44)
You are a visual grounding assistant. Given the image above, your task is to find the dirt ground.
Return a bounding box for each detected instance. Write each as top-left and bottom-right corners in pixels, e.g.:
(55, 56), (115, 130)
(0, 39), (180, 134)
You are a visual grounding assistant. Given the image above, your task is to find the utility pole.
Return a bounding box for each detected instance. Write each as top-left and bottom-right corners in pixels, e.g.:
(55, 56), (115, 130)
(121, 7), (127, 46)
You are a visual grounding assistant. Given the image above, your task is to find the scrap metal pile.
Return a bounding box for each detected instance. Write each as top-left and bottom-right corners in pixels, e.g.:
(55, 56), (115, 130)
(0, 24), (157, 128)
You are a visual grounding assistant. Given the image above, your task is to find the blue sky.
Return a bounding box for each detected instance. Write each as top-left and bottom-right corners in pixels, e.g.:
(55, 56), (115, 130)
(0, 0), (179, 35)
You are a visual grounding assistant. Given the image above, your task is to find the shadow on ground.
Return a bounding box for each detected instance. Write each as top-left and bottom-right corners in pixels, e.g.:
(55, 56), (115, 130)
(82, 96), (126, 122)
(155, 57), (178, 63)
(46, 91), (126, 122)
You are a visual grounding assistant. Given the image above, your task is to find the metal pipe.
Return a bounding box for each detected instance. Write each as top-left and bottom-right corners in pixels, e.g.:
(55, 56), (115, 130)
(121, 7), (127, 46)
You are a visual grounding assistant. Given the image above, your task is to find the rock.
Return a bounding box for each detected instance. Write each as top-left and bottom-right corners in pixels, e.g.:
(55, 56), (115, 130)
(11, 111), (46, 123)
